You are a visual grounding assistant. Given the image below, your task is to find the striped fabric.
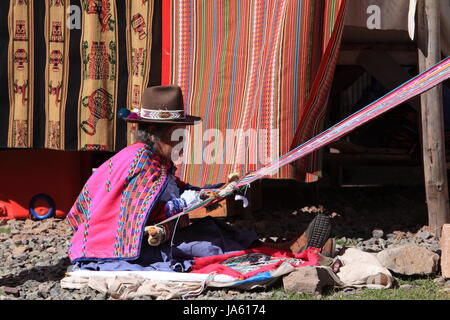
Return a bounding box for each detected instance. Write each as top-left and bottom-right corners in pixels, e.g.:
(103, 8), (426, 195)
(162, 0), (347, 186)
(292, 0), (347, 182)
(157, 57), (450, 226)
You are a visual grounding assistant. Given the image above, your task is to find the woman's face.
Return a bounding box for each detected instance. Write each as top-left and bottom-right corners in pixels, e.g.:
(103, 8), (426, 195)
(153, 125), (186, 161)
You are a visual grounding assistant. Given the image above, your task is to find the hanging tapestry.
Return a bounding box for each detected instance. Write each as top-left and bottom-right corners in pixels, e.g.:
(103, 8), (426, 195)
(7, 0), (34, 148)
(162, 0), (347, 186)
(44, 0), (70, 150)
(0, 0), (162, 151)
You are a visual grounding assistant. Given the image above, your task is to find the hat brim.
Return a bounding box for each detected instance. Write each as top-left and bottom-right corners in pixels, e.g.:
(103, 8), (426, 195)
(123, 114), (202, 126)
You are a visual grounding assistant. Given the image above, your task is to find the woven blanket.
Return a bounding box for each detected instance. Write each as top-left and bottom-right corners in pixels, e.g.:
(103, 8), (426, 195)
(191, 246), (320, 281)
(61, 273), (204, 300)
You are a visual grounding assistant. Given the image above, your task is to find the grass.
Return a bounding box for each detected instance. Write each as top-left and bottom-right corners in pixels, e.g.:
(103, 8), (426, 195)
(335, 239), (355, 247)
(0, 227), (10, 234)
(269, 277), (450, 300)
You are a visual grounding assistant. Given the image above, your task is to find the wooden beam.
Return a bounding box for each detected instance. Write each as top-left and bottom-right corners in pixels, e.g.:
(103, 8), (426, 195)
(417, 0), (450, 237)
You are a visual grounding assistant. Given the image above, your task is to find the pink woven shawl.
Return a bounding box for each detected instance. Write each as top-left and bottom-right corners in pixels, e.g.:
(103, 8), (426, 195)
(66, 143), (169, 263)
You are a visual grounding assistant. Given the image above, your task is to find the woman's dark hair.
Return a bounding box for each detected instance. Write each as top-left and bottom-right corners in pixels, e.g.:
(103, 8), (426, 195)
(134, 123), (166, 146)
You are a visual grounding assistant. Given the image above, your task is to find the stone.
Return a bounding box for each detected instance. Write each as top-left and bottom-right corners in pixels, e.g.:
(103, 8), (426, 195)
(12, 253), (27, 262)
(343, 287), (357, 295)
(386, 233), (396, 241)
(3, 286), (20, 297)
(372, 229), (384, 239)
(49, 285), (61, 298)
(282, 266), (337, 295)
(433, 277), (446, 286)
(417, 231), (432, 240)
(377, 246), (439, 276)
(26, 292), (40, 300)
(399, 284), (418, 290)
(441, 224), (450, 279)
(23, 219), (34, 229)
(12, 246), (27, 256)
(393, 231), (406, 238)
(46, 247), (57, 254)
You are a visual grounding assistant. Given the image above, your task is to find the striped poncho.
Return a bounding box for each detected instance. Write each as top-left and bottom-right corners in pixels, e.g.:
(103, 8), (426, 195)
(66, 143), (173, 263)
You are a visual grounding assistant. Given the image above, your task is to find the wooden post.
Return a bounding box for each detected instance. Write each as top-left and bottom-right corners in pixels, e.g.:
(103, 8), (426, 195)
(417, 0), (450, 237)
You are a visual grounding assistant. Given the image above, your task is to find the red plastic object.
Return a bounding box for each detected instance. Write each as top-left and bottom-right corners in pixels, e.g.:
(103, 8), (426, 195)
(0, 149), (92, 220)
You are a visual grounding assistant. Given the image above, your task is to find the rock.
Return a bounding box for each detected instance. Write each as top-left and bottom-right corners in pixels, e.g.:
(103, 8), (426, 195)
(12, 246), (27, 255)
(26, 292), (40, 300)
(386, 233), (396, 241)
(3, 286), (20, 297)
(343, 287), (357, 295)
(441, 224), (450, 279)
(433, 277), (446, 286)
(417, 231), (432, 240)
(364, 239), (376, 246)
(283, 267), (337, 295)
(372, 229), (384, 239)
(23, 219), (34, 230)
(49, 285), (61, 298)
(38, 283), (54, 299)
(393, 231), (406, 238)
(400, 239), (411, 246)
(399, 284), (418, 289)
(377, 246), (440, 276)
(46, 247), (57, 254)
(12, 253), (27, 262)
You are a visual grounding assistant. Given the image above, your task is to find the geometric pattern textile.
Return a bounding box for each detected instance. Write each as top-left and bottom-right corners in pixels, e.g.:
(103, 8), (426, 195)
(0, 0), (162, 151)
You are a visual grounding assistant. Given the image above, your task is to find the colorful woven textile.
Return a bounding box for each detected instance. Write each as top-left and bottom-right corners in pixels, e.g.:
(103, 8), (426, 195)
(162, 0), (347, 186)
(66, 142), (170, 263)
(191, 246), (320, 280)
(0, 0), (161, 151)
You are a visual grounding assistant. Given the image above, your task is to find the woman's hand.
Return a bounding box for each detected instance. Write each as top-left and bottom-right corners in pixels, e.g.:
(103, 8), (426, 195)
(165, 190), (202, 216)
(179, 190), (202, 208)
(144, 225), (167, 246)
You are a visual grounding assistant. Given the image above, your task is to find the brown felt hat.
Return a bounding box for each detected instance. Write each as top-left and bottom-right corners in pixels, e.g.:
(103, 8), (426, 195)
(123, 85), (201, 125)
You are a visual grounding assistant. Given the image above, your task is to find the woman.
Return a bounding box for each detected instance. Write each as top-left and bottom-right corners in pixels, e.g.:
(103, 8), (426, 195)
(66, 86), (257, 272)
